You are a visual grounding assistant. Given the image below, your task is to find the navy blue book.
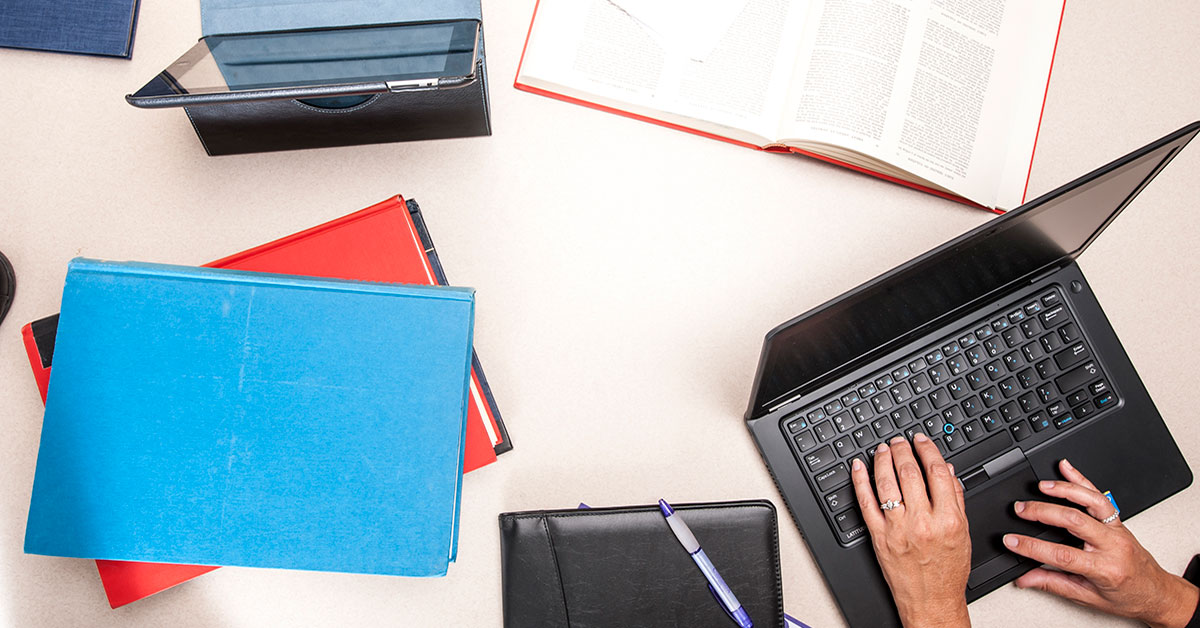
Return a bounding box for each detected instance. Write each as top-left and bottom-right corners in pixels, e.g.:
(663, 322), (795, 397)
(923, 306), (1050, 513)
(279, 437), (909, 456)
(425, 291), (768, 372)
(0, 0), (140, 58)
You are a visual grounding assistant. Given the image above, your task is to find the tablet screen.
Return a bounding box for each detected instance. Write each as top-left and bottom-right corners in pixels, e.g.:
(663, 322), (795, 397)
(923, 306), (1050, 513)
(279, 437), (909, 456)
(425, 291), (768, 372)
(130, 20), (478, 101)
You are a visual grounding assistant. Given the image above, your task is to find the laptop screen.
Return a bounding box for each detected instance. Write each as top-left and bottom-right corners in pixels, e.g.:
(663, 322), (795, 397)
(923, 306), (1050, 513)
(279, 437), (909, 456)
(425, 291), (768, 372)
(748, 123), (1199, 418)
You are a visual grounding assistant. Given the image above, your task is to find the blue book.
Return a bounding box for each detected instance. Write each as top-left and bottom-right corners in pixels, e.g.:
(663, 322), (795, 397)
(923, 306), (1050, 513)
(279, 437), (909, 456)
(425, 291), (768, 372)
(24, 259), (474, 576)
(0, 0), (140, 58)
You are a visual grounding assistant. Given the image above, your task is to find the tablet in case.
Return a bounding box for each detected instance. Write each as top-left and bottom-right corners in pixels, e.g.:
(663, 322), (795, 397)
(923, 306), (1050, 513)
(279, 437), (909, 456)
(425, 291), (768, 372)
(127, 1), (491, 155)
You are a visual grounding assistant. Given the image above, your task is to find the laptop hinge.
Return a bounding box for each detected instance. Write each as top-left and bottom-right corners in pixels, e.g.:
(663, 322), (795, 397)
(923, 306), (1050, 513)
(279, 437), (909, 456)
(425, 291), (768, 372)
(387, 78), (439, 92)
(1028, 263), (1065, 286)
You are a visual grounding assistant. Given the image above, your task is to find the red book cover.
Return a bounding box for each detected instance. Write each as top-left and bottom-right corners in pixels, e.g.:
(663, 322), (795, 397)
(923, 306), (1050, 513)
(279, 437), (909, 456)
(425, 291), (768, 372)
(20, 196), (504, 607)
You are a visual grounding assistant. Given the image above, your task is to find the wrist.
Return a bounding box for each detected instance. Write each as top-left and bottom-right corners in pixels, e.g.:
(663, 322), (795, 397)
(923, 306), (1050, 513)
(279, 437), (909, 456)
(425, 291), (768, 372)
(897, 598), (970, 628)
(1142, 575), (1198, 628)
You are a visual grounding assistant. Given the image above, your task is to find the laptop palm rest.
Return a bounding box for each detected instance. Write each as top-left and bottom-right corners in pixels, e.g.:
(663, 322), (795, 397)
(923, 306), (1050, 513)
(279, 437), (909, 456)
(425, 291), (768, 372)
(961, 449), (1045, 589)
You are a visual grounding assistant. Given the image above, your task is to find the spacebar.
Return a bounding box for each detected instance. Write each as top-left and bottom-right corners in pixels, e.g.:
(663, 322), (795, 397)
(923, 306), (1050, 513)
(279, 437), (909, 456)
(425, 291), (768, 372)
(945, 431), (1014, 475)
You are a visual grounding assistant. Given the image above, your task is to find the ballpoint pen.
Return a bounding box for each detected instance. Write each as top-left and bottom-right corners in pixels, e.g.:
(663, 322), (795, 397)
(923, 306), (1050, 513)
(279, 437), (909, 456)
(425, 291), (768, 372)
(659, 499), (754, 628)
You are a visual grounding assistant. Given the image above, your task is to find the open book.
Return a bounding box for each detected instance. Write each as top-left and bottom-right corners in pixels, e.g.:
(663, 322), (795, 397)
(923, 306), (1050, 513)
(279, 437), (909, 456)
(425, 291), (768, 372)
(516, 0), (1066, 211)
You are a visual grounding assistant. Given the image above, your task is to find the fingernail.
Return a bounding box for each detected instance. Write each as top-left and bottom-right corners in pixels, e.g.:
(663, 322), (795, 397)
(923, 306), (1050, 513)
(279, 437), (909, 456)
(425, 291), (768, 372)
(947, 463), (955, 474)
(914, 432), (929, 442)
(852, 459), (864, 471)
(1062, 459), (1074, 470)
(1004, 535), (1018, 548)
(890, 436), (905, 445)
(877, 442), (889, 452)
(1014, 501), (1025, 514)
(1039, 480), (1054, 490)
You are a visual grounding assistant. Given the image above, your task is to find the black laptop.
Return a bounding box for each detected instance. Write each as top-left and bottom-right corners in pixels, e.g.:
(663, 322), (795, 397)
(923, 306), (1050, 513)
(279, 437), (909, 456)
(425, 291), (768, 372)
(746, 122), (1199, 628)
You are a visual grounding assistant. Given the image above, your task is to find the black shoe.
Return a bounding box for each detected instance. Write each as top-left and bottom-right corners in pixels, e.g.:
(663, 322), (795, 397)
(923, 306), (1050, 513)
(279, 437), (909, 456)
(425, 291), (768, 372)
(0, 250), (13, 326)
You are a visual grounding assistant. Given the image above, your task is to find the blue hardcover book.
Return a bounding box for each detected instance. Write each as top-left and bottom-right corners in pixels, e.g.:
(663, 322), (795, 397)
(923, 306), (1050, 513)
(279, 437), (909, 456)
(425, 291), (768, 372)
(24, 258), (474, 576)
(0, 0), (140, 58)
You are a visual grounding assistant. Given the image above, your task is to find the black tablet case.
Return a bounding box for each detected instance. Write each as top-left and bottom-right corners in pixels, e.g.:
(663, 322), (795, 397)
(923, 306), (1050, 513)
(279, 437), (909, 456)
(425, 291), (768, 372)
(499, 500), (784, 628)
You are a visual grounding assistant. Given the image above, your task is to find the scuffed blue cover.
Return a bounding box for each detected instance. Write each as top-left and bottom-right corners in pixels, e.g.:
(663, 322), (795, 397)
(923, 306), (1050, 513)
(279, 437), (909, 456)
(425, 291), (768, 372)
(25, 258), (474, 576)
(0, 0), (139, 58)
(201, 0), (481, 36)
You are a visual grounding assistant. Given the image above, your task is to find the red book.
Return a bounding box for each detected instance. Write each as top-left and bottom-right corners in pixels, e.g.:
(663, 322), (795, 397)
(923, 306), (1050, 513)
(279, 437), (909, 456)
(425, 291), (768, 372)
(20, 196), (508, 607)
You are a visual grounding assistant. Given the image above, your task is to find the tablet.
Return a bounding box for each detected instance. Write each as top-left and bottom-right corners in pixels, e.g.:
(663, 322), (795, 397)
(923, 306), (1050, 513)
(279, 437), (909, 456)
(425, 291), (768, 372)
(127, 20), (480, 108)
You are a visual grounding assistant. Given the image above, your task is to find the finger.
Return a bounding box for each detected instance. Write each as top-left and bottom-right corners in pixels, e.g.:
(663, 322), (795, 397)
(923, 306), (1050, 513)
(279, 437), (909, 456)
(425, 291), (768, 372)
(872, 443), (904, 516)
(851, 457), (886, 531)
(911, 433), (956, 511)
(1015, 567), (1107, 608)
(1003, 534), (1098, 578)
(887, 436), (930, 512)
(1058, 459), (1101, 492)
(1038, 479), (1118, 522)
(1013, 500), (1108, 546)
(947, 463), (966, 513)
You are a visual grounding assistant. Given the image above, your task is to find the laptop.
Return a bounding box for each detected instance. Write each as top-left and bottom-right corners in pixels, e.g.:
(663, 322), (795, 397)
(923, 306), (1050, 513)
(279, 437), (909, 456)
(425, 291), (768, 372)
(746, 121), (1199, 628)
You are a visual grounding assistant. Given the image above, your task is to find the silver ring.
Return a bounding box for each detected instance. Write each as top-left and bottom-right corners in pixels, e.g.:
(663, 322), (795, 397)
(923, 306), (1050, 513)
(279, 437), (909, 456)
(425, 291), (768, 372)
(1100, 511), (1119, 525)
(880, 499), (903, 511)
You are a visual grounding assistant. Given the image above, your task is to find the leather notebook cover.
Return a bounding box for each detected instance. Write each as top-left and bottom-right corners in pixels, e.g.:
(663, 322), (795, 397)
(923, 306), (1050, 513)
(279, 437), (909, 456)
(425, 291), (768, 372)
(0, 0), (140, 58)
(499, 500), (784, 628)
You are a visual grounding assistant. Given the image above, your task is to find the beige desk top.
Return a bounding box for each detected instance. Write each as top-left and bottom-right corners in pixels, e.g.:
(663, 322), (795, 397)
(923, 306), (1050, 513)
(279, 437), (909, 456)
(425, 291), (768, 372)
(2, 1), (1198, 626)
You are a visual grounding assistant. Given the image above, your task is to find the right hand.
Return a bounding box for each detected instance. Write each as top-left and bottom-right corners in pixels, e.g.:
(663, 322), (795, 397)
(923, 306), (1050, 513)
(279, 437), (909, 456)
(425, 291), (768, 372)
(1004, 459), (1199, 628)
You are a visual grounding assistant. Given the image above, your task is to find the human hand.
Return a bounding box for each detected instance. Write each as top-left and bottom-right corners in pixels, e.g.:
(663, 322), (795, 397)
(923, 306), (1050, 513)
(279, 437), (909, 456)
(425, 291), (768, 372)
(851, 433), (972, 628)
(1005, 459), (1199, 628)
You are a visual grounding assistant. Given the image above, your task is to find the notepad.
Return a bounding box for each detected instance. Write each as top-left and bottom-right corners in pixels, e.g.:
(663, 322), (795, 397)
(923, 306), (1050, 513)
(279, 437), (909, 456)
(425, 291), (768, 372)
(25, 259), (473, 576)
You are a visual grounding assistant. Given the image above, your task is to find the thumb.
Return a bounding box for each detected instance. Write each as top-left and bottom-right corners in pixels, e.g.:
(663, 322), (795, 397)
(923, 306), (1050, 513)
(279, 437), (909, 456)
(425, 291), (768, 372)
(1015, 567), (1108, 610)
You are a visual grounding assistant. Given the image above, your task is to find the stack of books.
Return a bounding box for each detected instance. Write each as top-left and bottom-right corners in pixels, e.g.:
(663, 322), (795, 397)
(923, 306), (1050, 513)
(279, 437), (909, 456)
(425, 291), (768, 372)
(20, 197), (511, 607)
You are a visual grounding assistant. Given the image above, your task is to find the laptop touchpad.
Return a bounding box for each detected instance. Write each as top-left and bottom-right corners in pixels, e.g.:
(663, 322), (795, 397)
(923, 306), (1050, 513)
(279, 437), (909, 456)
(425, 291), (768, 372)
(963, 459), (1045, 589)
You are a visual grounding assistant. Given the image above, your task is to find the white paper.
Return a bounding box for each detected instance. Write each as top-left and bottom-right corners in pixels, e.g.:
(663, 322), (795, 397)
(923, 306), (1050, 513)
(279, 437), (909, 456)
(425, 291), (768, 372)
(607, 0), (750, 61)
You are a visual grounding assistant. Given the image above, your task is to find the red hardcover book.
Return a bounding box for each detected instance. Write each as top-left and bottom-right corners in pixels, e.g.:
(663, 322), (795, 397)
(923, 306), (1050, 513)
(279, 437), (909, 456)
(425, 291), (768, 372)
(20, 196), (507, 607)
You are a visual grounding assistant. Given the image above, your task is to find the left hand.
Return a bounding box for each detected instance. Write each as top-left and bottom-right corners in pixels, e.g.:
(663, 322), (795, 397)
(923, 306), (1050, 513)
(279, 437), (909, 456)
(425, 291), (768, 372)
(851, 433), (972, 628)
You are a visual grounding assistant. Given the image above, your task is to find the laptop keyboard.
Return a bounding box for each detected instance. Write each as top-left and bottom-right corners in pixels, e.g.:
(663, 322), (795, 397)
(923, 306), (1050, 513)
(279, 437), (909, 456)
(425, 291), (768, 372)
(780, 286), (1119, 546)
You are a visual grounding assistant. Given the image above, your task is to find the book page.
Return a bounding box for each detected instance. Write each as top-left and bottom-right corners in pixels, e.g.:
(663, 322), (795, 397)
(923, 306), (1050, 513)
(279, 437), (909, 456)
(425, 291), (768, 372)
(518, 0), (811, 145)
(779, 0), (1063, 207)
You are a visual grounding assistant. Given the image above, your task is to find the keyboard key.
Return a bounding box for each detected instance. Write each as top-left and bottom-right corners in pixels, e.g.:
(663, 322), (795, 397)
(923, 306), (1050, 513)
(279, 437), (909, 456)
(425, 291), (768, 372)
(787, 416), (809, 433)
(835, 508), (864, 533)
(1041, 291), (1061, 308)
(889, 406), (915, 428)
(1089, 380), (1110, 396)
(1094, 392), (1117, 409)
(992, 317), (1010, 332)
(832, 411), (854, 432)
(966, 346), (987, 366)
(961, 420), (984, 441)
(1040, 305), (1067, 328)
(984, 338), (1004, 357)
(1003, 351), (1023, 371)
(923, 415), (945, 434)
(1075, 401), (1095, 419)
(1008, 309), (1027, 323)
(1067, 390), (1088, 406)
(1019, 319), (1041, 339)
(841, 390), (862, 406)
(833, 435), (854, 457)
(929, 388), (952, 409)
(825, 399), (844, 414)
(981, 412), (1001, 432)
(945, 430), (968, 451)
(966, 370), (987, 390)
(1054, 413), (1076, 430)
(1024, 301), (1043, 316)
(904, 424), (926, 441)
(1022, 341), (1044, 363)
(943, 341), (961, 355)
(1000, 401), (1021, 422)
(876, 374), (895, 389)
(872, 393), (894, 413)
(1018, 392), (1039, 413)
(980, 387), (1000, 407)
(1036, 359), (1057, 379)
(1054, 343), (1090, 370)
(975, 325), (994, 339)
(998, 377), (1018, 398)
(942, 405), (965, 424)
(892, 365), (912, 380)
(959, 334), (977, 347)
(911, 373), (933, 394)
(814, 422), (837, 442)
(984, 361), (1005, 381)
(825, 488), (854, 513)
(1056, 361), (1100, 395)
(909, 357), (927, 372)
(852, 402), (873, 422)
(871, 416), (895, 439)
(961, 396), (983, 417)
(1002, 328), (1022, 348)
(1011, 421), (1032, 441)
(926, 349), (945, 363)
(1028, 411), (1051, 432)
(808, 408), (827, 422)
(804, 446), (838, 471)
(1046, 401), (1067, 417)
(1059, 322), (1081, 343)
(929, 365), (948, 384)
(948, 379), (970, 399)
(910, 397), (934, 418)
(1016, 368), (1037, 389)
(859, 382), (878, 398)
(852, 427), (872, 448)
(890, 382), (913, 404)
(1040, 333), (1063, 353)
(947, 355), (967, 375)
(795, 430), (817, 451)
(814, 462), (851, 492)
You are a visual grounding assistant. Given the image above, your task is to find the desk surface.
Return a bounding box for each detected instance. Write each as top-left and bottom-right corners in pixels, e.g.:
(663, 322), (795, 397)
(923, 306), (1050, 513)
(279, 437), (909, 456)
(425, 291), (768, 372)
(2, 1), (1198, 626)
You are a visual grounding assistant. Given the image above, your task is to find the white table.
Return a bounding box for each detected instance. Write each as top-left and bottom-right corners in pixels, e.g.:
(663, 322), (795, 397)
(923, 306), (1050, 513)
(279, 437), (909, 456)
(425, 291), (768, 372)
(2, 1), (1198, 626)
